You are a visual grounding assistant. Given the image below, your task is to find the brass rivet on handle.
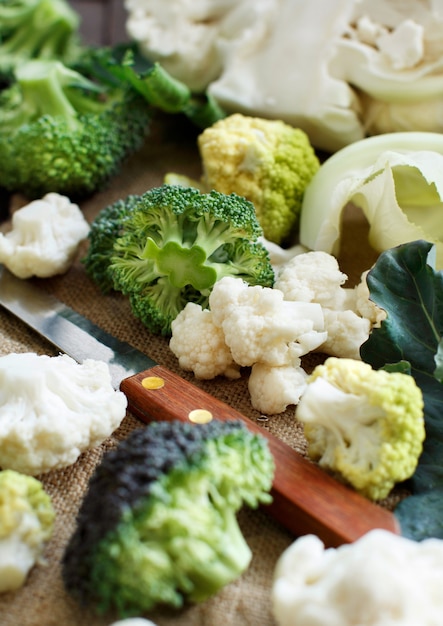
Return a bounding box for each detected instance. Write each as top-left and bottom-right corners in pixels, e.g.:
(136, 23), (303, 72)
(188, 409), (213, 424)
(141, 376), (165, 390)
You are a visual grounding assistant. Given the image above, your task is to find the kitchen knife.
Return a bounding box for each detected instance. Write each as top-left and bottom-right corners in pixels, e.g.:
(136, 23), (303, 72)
(0, 265), (400, 545)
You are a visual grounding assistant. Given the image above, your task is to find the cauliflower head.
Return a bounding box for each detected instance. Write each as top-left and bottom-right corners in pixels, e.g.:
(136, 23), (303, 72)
(198, 114), (319, 245)
(0, 469), (55, 592)
(296, 357), (425, 500)
(0, 193), (90, 279)
(169, 302), (240, 380)
(272, 529), (443, 626)
(209, 277), (327, 367)
(0, 352), (128, 475)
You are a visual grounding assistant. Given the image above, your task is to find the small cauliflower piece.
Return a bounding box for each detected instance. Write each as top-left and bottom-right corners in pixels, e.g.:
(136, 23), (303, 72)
(0, 192), (90, 279)
(0, 352), (128, 475)
(169, 302), (240, 380)
(209, 276), (327, 367)
(354, 269), (387, 327)
(0, 469), (55, 593)
(248, 362), (308, 415)
(275, 251), (384, 359)
(198, 113), (319, 244)
(296, 357), (425, 500)
(110, 620), (158, 626)
(275, 250), (354, 309)
(321, 308), (371, 360)
(272, 529), (443, 626)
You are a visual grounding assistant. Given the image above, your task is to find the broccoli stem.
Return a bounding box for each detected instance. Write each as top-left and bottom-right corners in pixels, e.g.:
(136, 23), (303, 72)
(10, 60), (105, 130)
(0, 0), (79, 61)
(186, 506), (252, 603)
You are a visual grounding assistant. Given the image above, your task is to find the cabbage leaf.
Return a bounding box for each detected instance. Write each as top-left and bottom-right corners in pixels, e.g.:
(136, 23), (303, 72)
(360, 239), (443, 539)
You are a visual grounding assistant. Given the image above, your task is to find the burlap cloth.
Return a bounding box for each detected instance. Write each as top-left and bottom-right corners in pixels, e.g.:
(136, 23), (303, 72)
(0, 116), (381, 626)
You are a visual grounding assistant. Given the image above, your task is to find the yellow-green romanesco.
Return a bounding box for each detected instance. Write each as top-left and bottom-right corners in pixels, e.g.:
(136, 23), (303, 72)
(295, 357), (425, 501)
(197, 113), (320, 245)
(0, 469), (55, 592)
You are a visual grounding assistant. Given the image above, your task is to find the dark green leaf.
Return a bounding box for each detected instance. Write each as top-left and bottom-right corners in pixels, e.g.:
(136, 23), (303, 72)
(395, 489), (443, 541)
(434, 338), (443, 383)
(360, 240), (443, 511)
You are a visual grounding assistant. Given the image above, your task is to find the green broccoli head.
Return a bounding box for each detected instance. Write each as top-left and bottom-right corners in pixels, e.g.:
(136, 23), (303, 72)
(198, 113), (320, 245)
(83, 184), (275, 335)
(0, 58), (152, 199)
(296, 357), (426, 501)
(0, 469), (55, 592)
(62, 419), (274, 616)
(0, 0), (82, 81)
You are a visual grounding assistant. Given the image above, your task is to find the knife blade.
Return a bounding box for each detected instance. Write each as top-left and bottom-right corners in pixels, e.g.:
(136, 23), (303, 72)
(0, 265), (400, 545)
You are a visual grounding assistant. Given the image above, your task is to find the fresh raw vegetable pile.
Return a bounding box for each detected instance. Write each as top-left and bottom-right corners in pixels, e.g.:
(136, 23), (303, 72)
(2, 1), (443, 624)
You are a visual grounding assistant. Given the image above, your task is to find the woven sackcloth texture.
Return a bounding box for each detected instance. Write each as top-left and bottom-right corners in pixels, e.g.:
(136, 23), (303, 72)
(0, 116), (381, 626)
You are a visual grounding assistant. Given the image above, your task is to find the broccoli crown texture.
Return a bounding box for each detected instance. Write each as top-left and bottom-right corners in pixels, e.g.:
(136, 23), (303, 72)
(62, 419), (274, 617)
(198, 113), (320, 245)
(0, 58), (152, 199)
(297, 357), (425, 500)
(83, 184), (275, 335)
(0, 0), (81, 80)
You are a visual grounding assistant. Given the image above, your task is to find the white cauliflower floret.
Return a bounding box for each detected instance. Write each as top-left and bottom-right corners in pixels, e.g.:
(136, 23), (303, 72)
(209, 277), (327, 366)
(0, 192), (90, 279)
(0, 352), (128, 475)
(110, 617), (160, 626)
(272, 530), (443, 626)
(321, 308), (371, 360)
(275, 250), (355, 310)
(354, 270), (387, 327)
(248, 362), (308, 414)
(169, 302), (240, 379)
(275, 251), (383, 359)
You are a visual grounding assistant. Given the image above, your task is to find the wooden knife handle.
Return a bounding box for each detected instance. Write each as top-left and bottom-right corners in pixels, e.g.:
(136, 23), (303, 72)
(120, 365), (401, 546)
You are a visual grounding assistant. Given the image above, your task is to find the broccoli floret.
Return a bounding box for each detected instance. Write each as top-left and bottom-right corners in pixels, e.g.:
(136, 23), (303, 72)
(62, 419), (274, 616)
(0, 469), (55, 592)
(0, 0), (81, 81)
(83, 184), (275, 335)
(296, 357), (426, 501)
(0, 58), (153, 199)
(197, 113), (320, 245)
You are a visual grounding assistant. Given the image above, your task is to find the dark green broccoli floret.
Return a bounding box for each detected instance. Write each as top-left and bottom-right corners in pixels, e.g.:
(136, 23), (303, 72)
(62, 419), (274, 616)
(0, 0), (82, 81)
(0, 58), (153, 199)
(83, 184), (275, 335)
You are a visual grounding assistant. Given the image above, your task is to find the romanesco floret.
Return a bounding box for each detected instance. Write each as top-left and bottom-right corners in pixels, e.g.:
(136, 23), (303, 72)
(0, 469), (55, 593)
(296, 357), (425, 500)
(62, 419), (274, 616)
(83, 184), (274, 336)
(198, 113), (320, 245)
